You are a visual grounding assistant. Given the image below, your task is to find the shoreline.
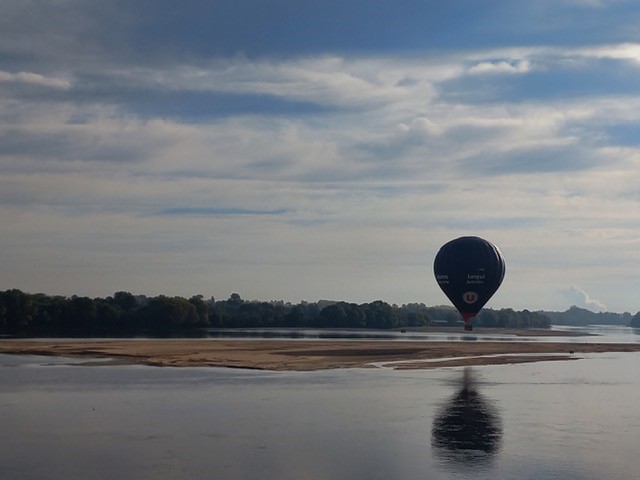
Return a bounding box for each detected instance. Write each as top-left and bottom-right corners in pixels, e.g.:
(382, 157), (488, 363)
(2, 339), (640, 370)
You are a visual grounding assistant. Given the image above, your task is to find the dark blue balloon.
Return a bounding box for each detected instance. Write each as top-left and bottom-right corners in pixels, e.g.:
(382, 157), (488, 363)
(433, 236), (506, 329)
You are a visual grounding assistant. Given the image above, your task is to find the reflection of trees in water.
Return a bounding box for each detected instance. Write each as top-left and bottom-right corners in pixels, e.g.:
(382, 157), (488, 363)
(431, 368), (502, 469)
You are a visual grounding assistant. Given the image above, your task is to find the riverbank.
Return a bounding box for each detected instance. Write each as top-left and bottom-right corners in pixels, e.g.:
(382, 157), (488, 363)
(2, 339), (640, 370)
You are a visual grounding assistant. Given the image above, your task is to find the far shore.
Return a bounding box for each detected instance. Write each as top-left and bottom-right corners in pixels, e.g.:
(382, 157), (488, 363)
(2, 336), (640, 370)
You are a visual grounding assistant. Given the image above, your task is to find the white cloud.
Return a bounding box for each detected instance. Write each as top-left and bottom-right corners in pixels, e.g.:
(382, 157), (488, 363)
(573, 43), (640, 64)
(0, 71), (71, 89)
(95, 55), (453, 114)
(459, 43), (640, 73)
(397, 117), (443, 138)
(5, 41), (640, 309)
(468, 60), (531, 75)
(561, 286), (608, 311)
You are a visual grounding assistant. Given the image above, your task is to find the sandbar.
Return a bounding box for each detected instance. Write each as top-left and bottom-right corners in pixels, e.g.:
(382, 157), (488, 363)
(2, 339), (640, 370)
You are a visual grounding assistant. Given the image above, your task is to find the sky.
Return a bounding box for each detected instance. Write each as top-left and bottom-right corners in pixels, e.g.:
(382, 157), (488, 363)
(3, 0), (640, 312)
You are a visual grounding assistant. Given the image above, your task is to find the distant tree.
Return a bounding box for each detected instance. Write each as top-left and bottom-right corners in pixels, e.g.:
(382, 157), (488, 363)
(425, 305), (460, 325)
(112, 291), (138, 312)
(536, 306), (631, 326)
(207, 298), (224, 327)
(227, 293), (243, 307)
(188, 295), (210, 326)
(299, 301), (321, 325)
(398, 303), (431, 327)
(477, 308), (550, 329)
(363, 301), (397, 329)
(94, 299), (123, 331)
(319, 302), (366, 328)
(477, 309), (502, 327)
(284, 305), (306, 327)
(630, 312), (640, 328)
(0, 289), (38, 332)
(405, 310), (430, 327)
(137, 296), (200, 330)
(0, 288), (556, 334)
(33, 295), (68, 332)
(66, 296), (98, 331)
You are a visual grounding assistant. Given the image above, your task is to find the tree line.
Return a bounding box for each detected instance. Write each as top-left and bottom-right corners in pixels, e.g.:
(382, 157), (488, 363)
(0, 289), (551, 336)
(540, 305), (635, 326)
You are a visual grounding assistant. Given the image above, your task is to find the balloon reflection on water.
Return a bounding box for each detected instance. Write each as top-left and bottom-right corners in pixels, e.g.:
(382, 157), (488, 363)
(431, 368), (503, 469)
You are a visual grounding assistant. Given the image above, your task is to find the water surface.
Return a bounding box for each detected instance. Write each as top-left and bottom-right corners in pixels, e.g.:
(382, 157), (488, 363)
(2, 343), (640, 479)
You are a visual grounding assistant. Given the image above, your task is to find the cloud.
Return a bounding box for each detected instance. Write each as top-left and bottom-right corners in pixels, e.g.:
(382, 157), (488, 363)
(468, 60), (531, 75)
(0, 0), (131, 70)
(157, 207), (287, 216)
(5, 8), (640, 309)
(72, 56), (445, 115)
(0, 71), (71, 89)
(561, 286), (607, 311)
(2, 49), (640, 185)
(398, 117), (443, 137)
(576, 43), (640, 64)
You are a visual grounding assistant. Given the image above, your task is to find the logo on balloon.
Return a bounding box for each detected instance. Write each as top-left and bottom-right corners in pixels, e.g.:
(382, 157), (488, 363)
(463, 291), (478, 304)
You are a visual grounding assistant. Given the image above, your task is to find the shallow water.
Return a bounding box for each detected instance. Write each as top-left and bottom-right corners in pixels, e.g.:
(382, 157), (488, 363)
(8, 324), (640, 344)
(2, 344), (640, 479)
(201, 324), (640, 343)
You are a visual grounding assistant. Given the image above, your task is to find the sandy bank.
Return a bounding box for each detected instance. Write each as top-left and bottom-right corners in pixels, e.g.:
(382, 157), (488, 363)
(2, 339), (640, 370)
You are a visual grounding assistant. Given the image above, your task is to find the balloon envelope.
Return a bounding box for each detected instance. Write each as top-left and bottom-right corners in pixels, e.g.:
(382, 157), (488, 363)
(433, 236), (505, 325)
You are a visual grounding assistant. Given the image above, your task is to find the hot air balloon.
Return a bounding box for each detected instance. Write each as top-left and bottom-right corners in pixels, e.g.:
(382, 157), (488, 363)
(433, 236), (505, 331)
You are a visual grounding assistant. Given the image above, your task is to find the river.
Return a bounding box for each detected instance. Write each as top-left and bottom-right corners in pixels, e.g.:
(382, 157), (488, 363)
(1, 325), (639, 479)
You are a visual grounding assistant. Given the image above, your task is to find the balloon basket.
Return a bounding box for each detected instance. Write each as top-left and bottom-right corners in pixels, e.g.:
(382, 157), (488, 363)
(464, 324), (473, 331)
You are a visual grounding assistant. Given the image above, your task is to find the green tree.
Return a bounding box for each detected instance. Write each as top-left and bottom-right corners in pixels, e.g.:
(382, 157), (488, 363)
(66, 296), (98, 331)
(319, 302), (365, 328)
(0, 289), (38, 332)
(138, 296), (200, 330)
(398, 303), (431, 327)
(95, 299), (123, 331)
(188, 295), (210, 326)
(112, 291), (138, 312)
(284, 305), (306, 327)
(227, 293), (243, 307)
(363, 301), (398, 329)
